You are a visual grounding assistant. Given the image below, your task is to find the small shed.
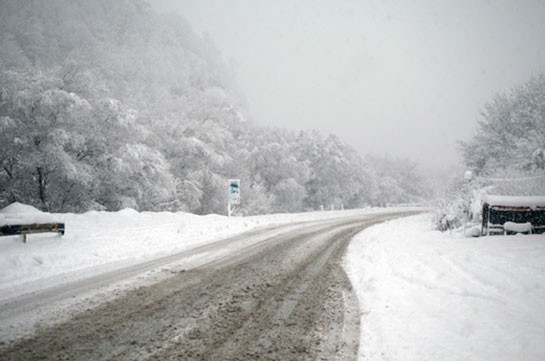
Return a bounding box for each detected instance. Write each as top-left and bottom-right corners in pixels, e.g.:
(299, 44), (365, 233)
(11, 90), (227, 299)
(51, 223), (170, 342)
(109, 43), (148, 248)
(481, 195), (545, 235)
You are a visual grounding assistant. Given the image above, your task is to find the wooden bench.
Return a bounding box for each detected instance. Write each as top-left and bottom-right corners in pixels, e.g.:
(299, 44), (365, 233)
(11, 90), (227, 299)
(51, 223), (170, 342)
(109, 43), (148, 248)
(0, 223), (65, 243)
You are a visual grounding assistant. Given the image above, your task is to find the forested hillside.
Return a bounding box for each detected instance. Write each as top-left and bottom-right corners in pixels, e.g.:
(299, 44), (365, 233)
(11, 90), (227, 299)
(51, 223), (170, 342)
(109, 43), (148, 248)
(0, 0), (430, 214)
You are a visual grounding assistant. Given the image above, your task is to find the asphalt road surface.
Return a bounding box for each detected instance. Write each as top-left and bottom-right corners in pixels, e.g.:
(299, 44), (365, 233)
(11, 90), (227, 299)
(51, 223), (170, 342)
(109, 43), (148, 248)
(0, 211), (419, 361)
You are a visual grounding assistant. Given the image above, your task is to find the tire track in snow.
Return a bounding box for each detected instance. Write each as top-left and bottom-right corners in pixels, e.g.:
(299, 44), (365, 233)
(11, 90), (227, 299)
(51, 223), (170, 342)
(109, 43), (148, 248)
(0, 211), (419, 360)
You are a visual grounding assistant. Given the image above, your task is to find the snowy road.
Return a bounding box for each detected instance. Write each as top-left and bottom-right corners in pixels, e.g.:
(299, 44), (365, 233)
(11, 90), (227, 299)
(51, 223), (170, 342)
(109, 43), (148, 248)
(0, 210), (419, 360)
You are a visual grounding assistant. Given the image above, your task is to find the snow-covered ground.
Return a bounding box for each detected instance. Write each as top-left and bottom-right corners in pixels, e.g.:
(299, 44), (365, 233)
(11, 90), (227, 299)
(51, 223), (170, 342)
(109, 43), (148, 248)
(345, 214), (545, 361)
(0, 202), (413, 302)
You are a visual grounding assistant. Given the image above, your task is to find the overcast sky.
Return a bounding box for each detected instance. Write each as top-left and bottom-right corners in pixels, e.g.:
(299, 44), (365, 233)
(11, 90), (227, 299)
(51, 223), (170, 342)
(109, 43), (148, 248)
(150, 0), (545, 169)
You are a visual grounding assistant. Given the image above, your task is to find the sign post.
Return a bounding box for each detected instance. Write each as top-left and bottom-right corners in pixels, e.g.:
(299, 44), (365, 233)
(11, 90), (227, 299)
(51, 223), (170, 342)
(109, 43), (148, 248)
(228, 179), (240, 217)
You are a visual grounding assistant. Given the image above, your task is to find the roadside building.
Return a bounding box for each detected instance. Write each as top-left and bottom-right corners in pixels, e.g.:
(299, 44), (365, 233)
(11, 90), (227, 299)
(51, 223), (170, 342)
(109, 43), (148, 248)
(481, 195), (545, 235)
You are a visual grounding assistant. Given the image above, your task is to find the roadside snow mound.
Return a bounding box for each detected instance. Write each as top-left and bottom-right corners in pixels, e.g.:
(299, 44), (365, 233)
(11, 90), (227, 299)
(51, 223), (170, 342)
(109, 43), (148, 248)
(0, 202), (56, 226)
(0, 205), (419, 302)
(345, 214), (545, 361)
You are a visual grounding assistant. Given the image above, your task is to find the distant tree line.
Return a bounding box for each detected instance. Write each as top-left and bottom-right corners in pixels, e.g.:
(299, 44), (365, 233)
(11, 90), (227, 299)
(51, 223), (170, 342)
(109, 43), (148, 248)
(0, 0), (430, 214)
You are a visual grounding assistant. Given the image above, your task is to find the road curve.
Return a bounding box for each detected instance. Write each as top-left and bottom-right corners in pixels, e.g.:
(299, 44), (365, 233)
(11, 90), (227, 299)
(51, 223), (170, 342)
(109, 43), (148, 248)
(0, 211), (419, 360)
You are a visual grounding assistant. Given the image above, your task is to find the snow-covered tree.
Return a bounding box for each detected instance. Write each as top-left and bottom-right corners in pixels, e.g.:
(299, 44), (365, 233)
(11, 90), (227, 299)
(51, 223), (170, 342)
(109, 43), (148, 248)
(460, 74), (545, 175)
(0, 0), (432, 214)
(0, 69), (96, 211)
(436, 74), (545, 231)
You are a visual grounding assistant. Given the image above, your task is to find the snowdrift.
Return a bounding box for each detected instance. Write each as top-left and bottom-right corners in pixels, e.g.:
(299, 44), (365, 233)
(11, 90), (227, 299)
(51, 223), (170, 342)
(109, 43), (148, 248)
(0, 203), (411, 302)
(0, 202), (57, 226)
(345, 214), (545, 361)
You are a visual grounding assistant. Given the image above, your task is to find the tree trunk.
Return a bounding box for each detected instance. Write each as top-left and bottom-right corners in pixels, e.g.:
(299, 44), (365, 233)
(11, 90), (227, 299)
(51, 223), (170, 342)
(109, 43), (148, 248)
(37, 167), (49, 211)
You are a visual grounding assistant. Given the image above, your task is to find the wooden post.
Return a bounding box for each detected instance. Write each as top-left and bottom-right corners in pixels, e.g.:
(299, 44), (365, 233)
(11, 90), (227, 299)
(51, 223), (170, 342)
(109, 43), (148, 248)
(487, 208), (490, 236)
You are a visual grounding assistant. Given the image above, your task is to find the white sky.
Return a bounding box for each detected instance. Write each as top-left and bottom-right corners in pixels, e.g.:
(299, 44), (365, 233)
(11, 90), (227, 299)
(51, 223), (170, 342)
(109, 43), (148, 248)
(150, 0), (545, 169)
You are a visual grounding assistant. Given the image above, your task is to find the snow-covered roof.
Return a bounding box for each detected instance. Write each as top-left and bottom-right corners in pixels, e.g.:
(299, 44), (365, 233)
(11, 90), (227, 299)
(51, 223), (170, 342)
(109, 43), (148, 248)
(482, 195), (545, 209)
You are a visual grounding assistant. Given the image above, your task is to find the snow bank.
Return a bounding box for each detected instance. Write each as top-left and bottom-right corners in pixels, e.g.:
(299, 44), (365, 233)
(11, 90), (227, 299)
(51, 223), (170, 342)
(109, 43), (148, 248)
(0, 202), (56, 226)
(345, 214), (545, 361)
(0, 203), (415, 301)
